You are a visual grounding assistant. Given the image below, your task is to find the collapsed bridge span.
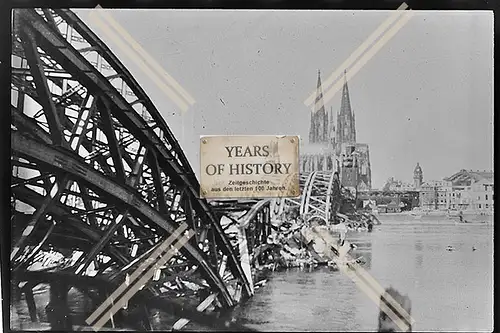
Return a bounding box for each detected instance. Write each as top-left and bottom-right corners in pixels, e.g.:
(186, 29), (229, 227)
(9, 8), (358, 331)
(10, 8), (271, 330)
(271, 171), (344, 224)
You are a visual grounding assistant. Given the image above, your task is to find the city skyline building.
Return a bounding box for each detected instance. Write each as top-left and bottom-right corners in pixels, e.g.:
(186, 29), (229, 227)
(308, 70), (330, 145)
(335, 71), (372, 190)
(419, 169), (493, 211)
(301, 70), (338, 173)
(302, 70), (372, 190)
(413, 162), (423, 190)
(335, 71), (357, 154)
(383, 162), (423, 192)
(378, 164), (493, 212)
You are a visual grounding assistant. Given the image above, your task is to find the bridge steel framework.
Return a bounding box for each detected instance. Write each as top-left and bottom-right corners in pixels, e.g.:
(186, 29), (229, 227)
(271, 171), (342, 224)
(9, 8), (273, 330)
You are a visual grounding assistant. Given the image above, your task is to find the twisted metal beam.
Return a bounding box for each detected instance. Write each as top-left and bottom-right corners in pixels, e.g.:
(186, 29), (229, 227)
(11, 8), (253, 313)
(272, 170), (340, 224)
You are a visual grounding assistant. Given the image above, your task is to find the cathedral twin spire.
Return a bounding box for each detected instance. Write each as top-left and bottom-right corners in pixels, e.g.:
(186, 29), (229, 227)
(309, 70), (329, 144)
(309, 70), (356, 148)
(337, 70), (356, 145)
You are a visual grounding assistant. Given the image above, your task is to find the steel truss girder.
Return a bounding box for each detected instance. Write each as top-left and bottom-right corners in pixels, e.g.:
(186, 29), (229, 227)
(272, 171), (340, 224)
(12, 270), (257, 332)
(212, 199), (272, 294)
(12, 131), (235, 305)
(12, 184), (130, 266)
(19, 25), (65, 146)
(13, 8), (252, 300)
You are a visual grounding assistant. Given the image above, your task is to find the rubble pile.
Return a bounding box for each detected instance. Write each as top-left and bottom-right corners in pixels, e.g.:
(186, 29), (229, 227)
(338, 211), (381, 232)
(252, 191), (380, 273)
(336, 188), (382, 231)
(251, 219), (318, 274)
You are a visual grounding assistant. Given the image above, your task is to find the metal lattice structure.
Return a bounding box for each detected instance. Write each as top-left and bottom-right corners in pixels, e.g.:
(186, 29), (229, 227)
(210, 199), (273, 294)
(10, 9), (274, 328)
(271, 171), (341, 224)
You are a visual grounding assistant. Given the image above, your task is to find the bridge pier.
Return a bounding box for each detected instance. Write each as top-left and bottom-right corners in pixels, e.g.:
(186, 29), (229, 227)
(24, 286), (38, 323)
(10, 8), (293, 331)
(46, 282), (72, 330)
(237, 228), (254, 295)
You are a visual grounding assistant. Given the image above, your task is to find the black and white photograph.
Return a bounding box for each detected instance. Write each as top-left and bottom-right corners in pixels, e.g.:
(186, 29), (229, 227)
(6, 4), (493, 332)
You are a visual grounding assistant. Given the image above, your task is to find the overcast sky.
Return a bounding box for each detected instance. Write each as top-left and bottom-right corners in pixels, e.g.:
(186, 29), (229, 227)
(76, 9), (493, 189)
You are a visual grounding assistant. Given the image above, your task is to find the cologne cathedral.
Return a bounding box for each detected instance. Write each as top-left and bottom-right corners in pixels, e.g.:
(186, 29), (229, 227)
(301, 70), (372, 191)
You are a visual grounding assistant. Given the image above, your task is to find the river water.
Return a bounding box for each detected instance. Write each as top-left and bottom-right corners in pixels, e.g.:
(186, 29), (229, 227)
(233, 217), (493, 332)
(10, 217), (493, 331)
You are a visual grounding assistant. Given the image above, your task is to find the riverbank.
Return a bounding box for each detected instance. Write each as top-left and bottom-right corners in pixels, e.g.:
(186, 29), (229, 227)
(376, 212), (493, 224)
(235, 219), (493, 331)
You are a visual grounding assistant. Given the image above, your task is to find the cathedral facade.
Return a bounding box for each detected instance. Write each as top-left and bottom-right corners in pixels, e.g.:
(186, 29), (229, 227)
(301, 70), (372, 190)
(301, 70), (338, 173)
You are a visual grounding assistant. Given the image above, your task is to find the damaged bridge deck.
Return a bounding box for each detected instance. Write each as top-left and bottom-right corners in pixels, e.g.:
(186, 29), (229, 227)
(10, 8), (349, 331)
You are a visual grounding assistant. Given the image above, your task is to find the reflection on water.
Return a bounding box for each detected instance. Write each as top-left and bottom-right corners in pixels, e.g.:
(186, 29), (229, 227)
(235, 219), (493, 332)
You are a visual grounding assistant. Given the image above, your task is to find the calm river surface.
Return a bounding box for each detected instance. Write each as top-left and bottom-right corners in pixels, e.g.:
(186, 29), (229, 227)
(234, 218), (493, 332)
(10, 217), (493, 332)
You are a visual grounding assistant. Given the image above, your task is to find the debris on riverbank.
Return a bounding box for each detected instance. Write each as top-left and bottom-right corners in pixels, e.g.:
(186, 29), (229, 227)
(252, 189), (380, 273)
(251, 219), (373, 273)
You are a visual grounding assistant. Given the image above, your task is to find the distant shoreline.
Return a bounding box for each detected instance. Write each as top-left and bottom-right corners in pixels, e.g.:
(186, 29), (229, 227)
(374, 211), (493, 224)
(377, 210), (492, 216)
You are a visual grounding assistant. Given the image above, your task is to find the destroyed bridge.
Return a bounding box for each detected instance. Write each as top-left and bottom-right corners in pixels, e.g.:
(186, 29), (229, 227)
(10, 9), (345, 331)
